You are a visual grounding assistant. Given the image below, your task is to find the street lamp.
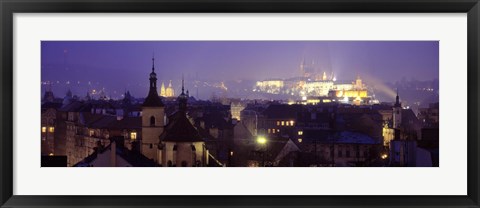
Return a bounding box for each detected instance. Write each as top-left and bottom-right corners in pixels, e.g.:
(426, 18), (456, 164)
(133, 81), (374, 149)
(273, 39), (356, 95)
(257, 136), (267, 144)
(256, 136), (267, 167)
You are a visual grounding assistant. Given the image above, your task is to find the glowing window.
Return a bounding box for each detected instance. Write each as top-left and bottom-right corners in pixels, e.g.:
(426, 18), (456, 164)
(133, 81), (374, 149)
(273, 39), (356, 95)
(49, 127), (55, 133)
(290, 120), (294, 126)
(89, 130), (94, 137)
(298, 138), (303, 143)
(298, 130), (303, 136)
(277, 129), (280, 133)
(41, 127), (46, 133)
(281, 121), (285, 126)
(277, 121), (280, 126)
(130, 132), (137, 140)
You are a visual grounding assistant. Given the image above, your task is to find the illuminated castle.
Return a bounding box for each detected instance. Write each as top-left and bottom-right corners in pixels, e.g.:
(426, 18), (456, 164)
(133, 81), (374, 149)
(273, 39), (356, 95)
(254, 59), (371, 105)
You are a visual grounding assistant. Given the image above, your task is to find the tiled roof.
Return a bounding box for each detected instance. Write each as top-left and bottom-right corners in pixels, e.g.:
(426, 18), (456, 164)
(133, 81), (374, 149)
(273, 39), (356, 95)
(86, 115), (141, 129)
(74, 139), (158, 167)
(263, 104), (303, 119)
(143, 91), (164, 107)
(301, 129), (379, 145)
(160, 111), (203, 142)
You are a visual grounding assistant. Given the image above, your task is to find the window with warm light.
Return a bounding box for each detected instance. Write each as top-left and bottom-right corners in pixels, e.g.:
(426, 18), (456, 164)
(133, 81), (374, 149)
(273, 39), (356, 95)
(89, 130), (94, 137)
(130, 132), (137, 140)
(277, 129), (280, 133)
(41, 127), (46, 133)
(277, 121), (280, 126)
(49, 127), (54, 133)
(290, 120), (294, 126)
(267, 129), (271, 134)
(298, 130), (303, 135)
(298, 138), (302, 143)
(281, 121), (285, 126)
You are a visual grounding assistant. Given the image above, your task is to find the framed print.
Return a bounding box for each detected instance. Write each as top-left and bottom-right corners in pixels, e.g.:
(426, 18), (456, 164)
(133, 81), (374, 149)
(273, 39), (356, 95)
(1, 0), (479, 207)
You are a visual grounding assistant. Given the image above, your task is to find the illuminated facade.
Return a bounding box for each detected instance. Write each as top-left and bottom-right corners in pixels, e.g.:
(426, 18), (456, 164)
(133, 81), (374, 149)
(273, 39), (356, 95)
(230, 102), (246, 121)
(304, 80), (334, 97)
(254, 60), (373, 104)
(161, 80), (175, 97)
(255, 79), (284, 94)
(160, 82), (166, 97)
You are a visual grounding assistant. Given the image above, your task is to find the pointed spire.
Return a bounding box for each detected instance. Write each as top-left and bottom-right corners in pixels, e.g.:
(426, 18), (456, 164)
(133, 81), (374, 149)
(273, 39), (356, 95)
(151, 52), (155, 73)
(181, 74), (185, 94)
(394, 88), (401, 107)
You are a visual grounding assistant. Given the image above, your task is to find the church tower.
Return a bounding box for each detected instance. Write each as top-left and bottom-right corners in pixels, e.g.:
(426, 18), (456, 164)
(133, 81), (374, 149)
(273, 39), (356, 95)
(158, 78), (206, 167)
(393, 89), (402, 129)
(160, 82), (166, 97)
(141, 56), (165, 162)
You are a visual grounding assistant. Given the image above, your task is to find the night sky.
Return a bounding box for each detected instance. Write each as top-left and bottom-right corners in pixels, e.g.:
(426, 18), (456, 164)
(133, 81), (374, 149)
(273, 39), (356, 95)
(41, 41), (439, 100)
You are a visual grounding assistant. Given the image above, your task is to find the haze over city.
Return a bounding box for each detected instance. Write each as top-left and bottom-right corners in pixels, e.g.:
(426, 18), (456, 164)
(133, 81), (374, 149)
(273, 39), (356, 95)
(41, 41), (439, 101)
(41, 41), (440, 168)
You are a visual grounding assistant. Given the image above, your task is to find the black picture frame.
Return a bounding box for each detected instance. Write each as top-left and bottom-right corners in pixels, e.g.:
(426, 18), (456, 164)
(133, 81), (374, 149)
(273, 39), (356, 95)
(1, 0), (479, 207)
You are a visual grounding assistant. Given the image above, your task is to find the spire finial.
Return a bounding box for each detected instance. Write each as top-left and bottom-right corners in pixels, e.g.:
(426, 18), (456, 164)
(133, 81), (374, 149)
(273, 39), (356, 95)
(152, 51), (155, 72)
(181, 74), (185, 94)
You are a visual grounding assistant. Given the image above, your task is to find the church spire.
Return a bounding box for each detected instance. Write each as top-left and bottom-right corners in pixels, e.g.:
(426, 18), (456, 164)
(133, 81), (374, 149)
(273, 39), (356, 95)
(143, 55), (164, 107)
(178, 76), (188, 112)
(151, 51), (155, 72)
(152, 58), (155, 72)
(181, 74), (185, 95)
(394, 88), (401, 107)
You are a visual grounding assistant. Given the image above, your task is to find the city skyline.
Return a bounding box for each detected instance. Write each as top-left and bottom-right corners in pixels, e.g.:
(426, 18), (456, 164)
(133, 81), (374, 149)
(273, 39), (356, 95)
(41, 41), (439, 167)
(41, 41), (439, 100)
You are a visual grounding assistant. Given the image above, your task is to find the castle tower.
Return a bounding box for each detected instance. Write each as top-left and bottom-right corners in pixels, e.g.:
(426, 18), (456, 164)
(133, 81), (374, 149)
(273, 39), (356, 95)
(141, 56), (165, 162)
(355, 75), (363, 90)
(393, 89), (402, 129)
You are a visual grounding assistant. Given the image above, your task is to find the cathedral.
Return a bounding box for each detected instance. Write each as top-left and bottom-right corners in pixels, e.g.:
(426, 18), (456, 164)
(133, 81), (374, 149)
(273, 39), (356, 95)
(160, 80), (175, 97)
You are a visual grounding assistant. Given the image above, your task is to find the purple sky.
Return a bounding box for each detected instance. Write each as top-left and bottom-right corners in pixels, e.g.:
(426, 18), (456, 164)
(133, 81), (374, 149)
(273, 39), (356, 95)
(41, 41), (438, 99)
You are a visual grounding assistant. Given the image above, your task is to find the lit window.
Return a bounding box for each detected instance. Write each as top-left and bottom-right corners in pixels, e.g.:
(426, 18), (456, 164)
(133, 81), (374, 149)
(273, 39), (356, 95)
(267, 129), (271, 134)
(41, 127), (46, 133)
(298, 138), (303, 143)
(49, 127), (55, 133)
(290, 120), (294, 126)
(281, 121), (285, 126)
(130, 132), (137, 140)
(48, 153), (54, 156)
(277, 121), (280, 126)
(298, 130), (303, 136)
(277, 129), (280, 133)
(89, 130), (94, 137)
